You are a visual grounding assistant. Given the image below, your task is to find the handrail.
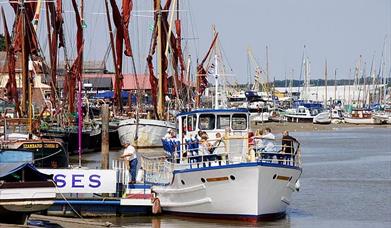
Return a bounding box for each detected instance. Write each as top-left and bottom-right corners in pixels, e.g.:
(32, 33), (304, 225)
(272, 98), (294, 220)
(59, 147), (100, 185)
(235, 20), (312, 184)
(143, 136), (302, 185)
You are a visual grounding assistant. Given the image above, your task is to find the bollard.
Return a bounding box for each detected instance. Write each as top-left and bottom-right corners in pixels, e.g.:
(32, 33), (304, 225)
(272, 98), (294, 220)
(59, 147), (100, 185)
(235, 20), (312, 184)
(101, 104), (110, 169)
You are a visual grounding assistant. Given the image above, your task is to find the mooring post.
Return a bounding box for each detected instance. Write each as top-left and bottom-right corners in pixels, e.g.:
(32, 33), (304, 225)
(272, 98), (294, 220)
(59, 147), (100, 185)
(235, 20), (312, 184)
(101, 104), (110, 169)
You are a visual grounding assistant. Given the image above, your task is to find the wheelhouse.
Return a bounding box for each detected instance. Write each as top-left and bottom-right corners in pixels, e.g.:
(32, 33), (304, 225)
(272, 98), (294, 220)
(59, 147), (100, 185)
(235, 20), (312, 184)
(176, 109), (249, 142)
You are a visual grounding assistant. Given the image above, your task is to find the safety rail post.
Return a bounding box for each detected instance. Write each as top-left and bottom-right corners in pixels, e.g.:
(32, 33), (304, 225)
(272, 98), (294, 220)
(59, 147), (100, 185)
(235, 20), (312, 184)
(112, 159), (130, 197)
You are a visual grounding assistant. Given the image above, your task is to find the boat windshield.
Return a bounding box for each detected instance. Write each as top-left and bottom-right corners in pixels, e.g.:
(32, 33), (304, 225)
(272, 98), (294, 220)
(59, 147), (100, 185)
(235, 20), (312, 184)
(199, 114), (216, 130)
(232, 114), (247, 130)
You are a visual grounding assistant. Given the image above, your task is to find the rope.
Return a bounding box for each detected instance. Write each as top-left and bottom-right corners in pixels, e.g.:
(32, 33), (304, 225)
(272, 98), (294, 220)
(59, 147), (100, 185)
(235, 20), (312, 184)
(49, 179), (84, 219)
(32, 149), (64, 162)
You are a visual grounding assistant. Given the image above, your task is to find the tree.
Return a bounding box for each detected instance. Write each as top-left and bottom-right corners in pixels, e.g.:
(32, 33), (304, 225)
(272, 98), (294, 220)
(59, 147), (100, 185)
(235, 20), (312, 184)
(0, 34), (5, 51)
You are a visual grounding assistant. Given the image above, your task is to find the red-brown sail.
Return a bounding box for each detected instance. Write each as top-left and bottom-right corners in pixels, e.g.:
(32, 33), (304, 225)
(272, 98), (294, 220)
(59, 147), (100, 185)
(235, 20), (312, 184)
(122, 0), (133, 57)
(67, 0), (84, 113)
(1, 7), (21, 116)
(46, 0), (64, 109)
(196, 33), (219, 106)
(109, 0), (134, 107)
(10, 1), (39, 55)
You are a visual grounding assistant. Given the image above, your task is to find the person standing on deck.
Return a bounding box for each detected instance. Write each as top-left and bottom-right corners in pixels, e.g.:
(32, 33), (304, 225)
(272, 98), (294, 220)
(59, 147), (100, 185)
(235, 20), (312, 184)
(120, 143), (138, 183)
(281, 131), (299, 164)
(261, 128), (276, 152)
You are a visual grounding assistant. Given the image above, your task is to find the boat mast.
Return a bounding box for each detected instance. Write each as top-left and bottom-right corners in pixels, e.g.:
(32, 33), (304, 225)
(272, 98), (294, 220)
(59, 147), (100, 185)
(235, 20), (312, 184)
(186, 56), (191, 108)
(20, 0), (28, 118)
(266, 45), (270, 98)
(353, 56), (362, 107)
(334, 68), (337, 103)
(302, 58), (308, 101)
(324, 60), (328, 108)
(348, 68), (352, 105)
(195, 58), (200, 109)
(214, 54), (219, 109)
(19, 0), (34, 133)
(157, 0), (164, 120)
(45, 2), (53, 108)
(104, 0), (121, 111)
(78, 0), (84, 167)
(32, 0), (42, 31)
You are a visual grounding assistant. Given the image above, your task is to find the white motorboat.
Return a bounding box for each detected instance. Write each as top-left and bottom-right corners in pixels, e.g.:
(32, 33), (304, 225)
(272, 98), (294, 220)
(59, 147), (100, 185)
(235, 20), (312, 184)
(117, 118), (175, 148)
(0, 162), (56, 224)
(285, 105), (324, 123)
(145, 108), (302, 221)
(250, 112), (271, 124)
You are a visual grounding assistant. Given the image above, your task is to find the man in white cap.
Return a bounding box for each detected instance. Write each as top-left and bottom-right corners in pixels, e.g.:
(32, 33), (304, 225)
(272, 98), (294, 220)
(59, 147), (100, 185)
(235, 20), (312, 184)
(164, 128), (173, 139)
(120, 143), (138, 183)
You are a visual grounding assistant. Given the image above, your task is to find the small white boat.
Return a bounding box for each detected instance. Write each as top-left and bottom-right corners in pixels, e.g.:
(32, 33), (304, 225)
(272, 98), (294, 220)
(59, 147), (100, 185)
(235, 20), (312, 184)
(0, 162), (56, 224)
(250, 112), (271, 124)
(285, 105), (319, 123)
(313, 111), (331, 124)
(344, 109), (384, 125)
(372, 112), (390, 124)
(146, 108), (302, 221)
(117, 118), (175, 148)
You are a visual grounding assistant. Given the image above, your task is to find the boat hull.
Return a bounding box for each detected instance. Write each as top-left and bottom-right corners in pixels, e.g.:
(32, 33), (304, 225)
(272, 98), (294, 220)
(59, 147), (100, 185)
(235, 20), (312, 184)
(344, 117), (376, 124)
(313, 112), (331, 124)
(117, 119), (175, 148)
(0, 139), (68, 168)
(285, 114), (314, 123)
(0, 185), (55, 224)
(250, 113), (271, 123)
(42, 128), (101, 154)
(153, 162), (301, 220)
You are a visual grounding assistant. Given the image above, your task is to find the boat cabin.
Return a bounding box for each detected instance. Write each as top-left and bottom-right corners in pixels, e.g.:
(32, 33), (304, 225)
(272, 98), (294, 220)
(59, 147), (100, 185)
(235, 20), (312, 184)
(160, 109), (249, 165)
(176, 108), (249, 142)
(351, 109), (372, 119)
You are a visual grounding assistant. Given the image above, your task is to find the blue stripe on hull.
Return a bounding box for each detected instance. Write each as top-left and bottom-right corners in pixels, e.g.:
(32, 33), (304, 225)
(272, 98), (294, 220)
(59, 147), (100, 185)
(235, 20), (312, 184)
(128, 184), (152, 189)
(54, 200), (120, 205)
(163, 210), (286, 222)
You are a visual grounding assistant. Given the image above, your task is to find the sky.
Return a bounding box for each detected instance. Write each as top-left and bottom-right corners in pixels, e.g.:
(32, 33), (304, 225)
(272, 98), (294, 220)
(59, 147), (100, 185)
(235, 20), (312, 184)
(0, 0), (390, 84)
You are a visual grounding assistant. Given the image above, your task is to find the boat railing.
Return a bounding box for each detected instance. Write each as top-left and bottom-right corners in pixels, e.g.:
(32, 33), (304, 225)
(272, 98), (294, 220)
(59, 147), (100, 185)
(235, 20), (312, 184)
(252, 138), (302, 167)
(141, 155), (174, 185)
(142, 136), (301, 185)
(112, 159), (130, 186)
(161, 135), (301, 168)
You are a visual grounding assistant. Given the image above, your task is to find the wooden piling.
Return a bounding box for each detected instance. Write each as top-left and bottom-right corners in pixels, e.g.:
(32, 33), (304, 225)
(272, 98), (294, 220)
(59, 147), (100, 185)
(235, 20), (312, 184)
(101, 104), (110, 169)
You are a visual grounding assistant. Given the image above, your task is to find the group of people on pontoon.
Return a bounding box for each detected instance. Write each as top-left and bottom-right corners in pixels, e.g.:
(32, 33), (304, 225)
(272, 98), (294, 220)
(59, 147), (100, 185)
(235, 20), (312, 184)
(249, 128), (300, 164)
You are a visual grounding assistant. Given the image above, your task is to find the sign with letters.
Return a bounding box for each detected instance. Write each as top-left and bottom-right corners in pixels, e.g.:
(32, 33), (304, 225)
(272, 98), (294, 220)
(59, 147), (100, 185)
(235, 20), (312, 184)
(39, 169), (117, 194)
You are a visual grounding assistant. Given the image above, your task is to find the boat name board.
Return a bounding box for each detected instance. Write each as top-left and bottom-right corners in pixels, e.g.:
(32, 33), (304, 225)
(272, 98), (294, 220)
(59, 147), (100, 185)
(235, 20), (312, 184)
(39, 169), (117, 193)
(22, 143), (60, 149)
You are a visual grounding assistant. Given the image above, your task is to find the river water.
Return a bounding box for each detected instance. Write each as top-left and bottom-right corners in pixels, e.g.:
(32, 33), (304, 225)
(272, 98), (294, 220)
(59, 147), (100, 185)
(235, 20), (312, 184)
(76, 127), (391, 227)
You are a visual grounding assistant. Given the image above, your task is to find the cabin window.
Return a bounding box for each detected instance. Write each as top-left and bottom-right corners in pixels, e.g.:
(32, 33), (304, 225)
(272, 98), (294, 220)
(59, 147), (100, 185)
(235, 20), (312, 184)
(217, 115), (230, 129)
(231, 114), (247, 130)
(182, 116), (187, 132)
(311, 109), (319, 116)
(199, 114), (215, 130)
(187, 115), (197, 132)
(192, 115), (197, 130)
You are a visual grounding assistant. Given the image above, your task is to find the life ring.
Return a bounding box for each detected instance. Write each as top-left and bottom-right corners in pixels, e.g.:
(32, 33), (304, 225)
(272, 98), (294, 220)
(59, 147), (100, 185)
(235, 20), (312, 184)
(152, 197), (161, 214)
